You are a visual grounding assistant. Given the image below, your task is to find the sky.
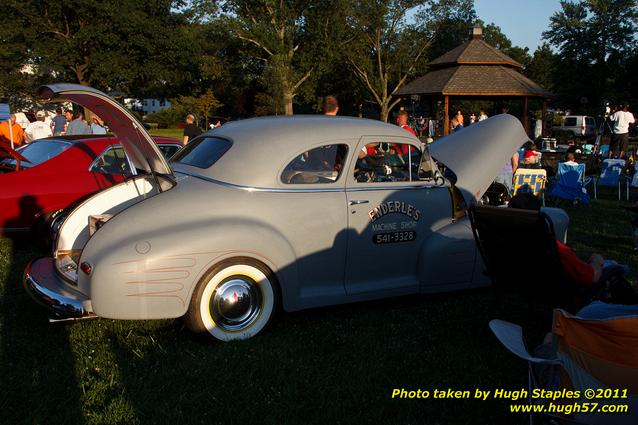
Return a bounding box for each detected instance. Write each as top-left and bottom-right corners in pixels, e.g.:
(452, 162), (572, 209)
(474, 0), (564, 52)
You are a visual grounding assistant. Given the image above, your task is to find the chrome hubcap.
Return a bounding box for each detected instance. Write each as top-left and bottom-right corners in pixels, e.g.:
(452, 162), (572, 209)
(210, 277), (261, 331)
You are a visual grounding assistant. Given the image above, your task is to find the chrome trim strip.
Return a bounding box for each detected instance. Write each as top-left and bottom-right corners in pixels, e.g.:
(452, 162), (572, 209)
(176, 169), (346, 193)
(346, 184), (444, 192)
(23, 258), (95, 320)
(177, 169), (446, 193)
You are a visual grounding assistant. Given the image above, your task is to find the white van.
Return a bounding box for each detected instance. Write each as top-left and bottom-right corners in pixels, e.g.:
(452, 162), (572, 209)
(553, 115), (597, 137)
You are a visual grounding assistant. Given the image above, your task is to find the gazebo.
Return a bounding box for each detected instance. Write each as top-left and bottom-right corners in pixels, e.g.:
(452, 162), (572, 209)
(398, 25), (553, 136)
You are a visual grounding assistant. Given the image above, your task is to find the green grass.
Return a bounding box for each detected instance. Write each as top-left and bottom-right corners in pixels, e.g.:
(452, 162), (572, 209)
(1, 193), (635, 424)
(149, 128), (183, 140)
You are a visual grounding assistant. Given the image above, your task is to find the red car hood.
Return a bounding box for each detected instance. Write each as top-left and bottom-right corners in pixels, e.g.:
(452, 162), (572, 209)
(0, 143), (30, 163)
(36, 84), (172, 176)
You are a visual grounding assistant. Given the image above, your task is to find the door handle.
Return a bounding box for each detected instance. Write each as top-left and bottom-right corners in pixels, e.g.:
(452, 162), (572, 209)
(348, 200), (369, 206)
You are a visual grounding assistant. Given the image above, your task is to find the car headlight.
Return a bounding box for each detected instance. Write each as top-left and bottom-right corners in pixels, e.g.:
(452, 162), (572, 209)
(55, 250), (81, 284)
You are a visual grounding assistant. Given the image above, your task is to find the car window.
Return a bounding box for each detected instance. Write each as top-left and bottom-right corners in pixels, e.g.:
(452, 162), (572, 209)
(90, 147), (132, 176)
(355, 142), (421, 183)
(281, 144), (348, 184)
(171, 137), (232, 169)
(158, 144), (181, 159)
(0, 139), (71, 169)
(564, 117), (577, 126)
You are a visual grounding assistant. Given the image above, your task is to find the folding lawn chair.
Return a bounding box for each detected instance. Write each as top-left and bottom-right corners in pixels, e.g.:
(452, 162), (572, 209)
(548, 162), (592, 204)
(490, 309), (638, 425)
(598, 145), (610, 157)
(514, 168), (547, 206)
(594, 159), (626, 200)
(468, 205), (574, 308)
(582, 144), (595, 155)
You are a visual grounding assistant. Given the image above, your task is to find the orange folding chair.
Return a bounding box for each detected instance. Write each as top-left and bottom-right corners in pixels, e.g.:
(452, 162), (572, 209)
(490, 308), (638, 424)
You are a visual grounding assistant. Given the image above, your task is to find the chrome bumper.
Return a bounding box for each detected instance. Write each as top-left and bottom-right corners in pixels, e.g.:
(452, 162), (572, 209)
(24, 257), (95, 321)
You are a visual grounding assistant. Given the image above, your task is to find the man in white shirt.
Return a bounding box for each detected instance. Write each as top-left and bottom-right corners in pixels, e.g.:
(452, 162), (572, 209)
(609, 104), (635, 158)
(24, 111), (53, 142)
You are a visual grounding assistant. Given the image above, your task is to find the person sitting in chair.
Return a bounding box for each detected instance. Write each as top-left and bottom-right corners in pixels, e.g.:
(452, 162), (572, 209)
(563, 152), (578, 166)
(508, 193), (604, 286)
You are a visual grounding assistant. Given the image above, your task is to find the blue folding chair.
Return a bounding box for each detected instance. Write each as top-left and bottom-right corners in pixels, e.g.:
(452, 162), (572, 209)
(582, 144), (595, 155)
(594, 158), (626, 200)
(548, 162), (592, 204)
(598, 144), (610, 157)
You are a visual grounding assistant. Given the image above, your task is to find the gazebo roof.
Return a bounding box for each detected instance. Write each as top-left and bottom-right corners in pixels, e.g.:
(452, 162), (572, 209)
(429, 38), (523, 69)
(398, 32), (553, 98)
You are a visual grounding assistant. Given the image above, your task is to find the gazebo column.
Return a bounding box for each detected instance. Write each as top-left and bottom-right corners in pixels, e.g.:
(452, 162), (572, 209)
(443, 95), (449, 136)
(522, 96), (529, 136)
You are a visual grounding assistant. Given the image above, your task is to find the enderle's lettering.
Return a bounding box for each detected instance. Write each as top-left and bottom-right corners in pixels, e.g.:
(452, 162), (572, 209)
(368, 201), (422, 222)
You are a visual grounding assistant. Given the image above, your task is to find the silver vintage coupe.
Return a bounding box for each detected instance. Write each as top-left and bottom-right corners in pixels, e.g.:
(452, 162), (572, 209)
(24, 84), (567, 341)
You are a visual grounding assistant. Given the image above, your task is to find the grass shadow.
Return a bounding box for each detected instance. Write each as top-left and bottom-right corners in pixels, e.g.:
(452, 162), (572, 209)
(0, 238), (87, 424)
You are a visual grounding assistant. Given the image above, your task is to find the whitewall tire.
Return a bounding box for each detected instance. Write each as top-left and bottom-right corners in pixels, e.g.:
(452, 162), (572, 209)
(184, 258), (278, 341)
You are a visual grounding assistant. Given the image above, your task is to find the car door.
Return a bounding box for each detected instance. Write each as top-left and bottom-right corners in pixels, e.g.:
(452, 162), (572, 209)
(344, 136), (451, 295)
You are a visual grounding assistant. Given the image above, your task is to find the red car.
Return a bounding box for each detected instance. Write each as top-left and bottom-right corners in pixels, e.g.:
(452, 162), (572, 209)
(0, 135), (182, 237)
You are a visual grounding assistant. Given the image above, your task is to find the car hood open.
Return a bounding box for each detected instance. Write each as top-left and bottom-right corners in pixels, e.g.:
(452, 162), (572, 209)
(36, 84), (171, 176)
(428, 114), (529, 205)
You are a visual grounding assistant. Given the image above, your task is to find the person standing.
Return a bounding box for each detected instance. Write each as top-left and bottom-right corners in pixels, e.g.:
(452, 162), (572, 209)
(609, 104), (635, 158)
(323, 95), (339, 115)
(428, 116), (436, 137)
(51, 108), (67, 136)
(450, 117), (463, 132)
(25, 111), (53, 141)
(182, 114), (201, 145)
(396, 110), (416, 136)
(0, 114), (25, 148)
(416, 115), (427, 137)
(65, 110), (92, 135)
(90, 115), (108, 134)
(469, 113), (476, 125)
(478, 109), (488, 122)
(495, 151), (519, 193)
(455, 110), (464, 127)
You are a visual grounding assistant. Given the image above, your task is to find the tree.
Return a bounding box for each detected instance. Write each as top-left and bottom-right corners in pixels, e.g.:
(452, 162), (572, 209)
(212, 0), (345, 115)
(346, 0), (431, 122)
(3, 0), (194, 97)
(482, 23), (531, 68)
(543, 0), (638, 110)
(526, 43), (557, 93)
(416, 0), (477, 60)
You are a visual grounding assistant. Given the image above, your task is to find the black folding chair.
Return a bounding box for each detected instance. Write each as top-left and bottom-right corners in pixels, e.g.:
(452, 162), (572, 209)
(468, 205), (574, 312)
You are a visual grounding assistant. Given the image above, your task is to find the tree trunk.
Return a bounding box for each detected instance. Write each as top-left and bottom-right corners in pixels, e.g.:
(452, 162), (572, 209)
(380, 100), (389, 123)
(284, 91), (294, 115)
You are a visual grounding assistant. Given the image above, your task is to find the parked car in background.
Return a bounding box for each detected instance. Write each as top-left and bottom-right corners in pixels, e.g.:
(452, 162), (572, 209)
(552, 115), (597, 138)
(24, 84), (569, 343)
(0, 134), (181, 239)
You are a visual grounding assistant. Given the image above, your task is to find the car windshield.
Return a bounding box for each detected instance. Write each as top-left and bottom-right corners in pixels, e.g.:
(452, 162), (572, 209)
(0, 139), (71, 169)
(171, 136), (232, 169)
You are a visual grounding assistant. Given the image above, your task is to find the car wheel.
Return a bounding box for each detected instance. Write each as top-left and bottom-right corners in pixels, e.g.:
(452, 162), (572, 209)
(184, 258), (278, 341)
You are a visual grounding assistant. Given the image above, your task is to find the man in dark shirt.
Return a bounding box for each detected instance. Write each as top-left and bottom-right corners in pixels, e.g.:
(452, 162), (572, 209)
(182, 114), (202, 144)
(51, 107), (67, 136)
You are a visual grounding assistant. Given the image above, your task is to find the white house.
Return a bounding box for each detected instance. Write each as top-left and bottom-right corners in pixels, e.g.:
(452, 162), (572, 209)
(141, 98), (171, 115)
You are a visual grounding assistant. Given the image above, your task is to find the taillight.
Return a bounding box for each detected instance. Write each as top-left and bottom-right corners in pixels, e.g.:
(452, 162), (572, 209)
(80, 262), (93, 275)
